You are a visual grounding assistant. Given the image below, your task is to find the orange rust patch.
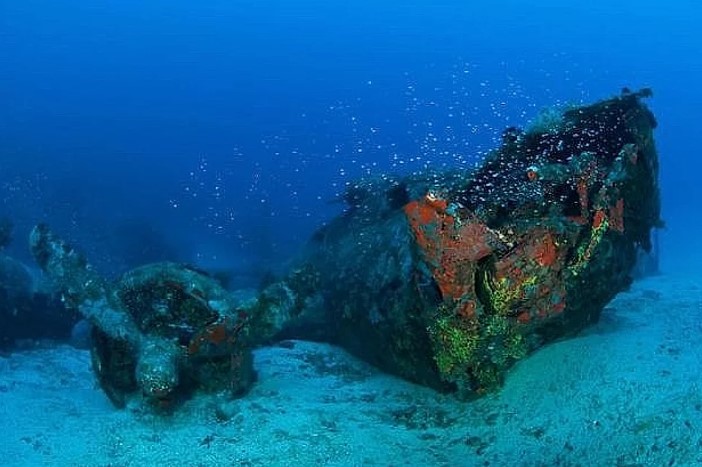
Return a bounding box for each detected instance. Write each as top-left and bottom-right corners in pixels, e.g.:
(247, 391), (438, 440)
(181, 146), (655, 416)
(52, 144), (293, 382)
(534, 232), (558, 267)
(552, 301), (566, 313)
(592, 210), (607, 230)
(207, 323), (228, 344)
(188, 318), (238, 355)
(517, 311), (531, 324)
(404, 195), (495, 301)
(404, 199), (438, 226)
(492, 227), (569, 323)
(609, 198), (625, 232)
(457, 300), (477, 319)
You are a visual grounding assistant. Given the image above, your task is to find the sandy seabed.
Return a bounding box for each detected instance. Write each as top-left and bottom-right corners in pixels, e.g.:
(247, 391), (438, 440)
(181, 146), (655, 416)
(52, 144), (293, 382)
(0, 275), (701, 466)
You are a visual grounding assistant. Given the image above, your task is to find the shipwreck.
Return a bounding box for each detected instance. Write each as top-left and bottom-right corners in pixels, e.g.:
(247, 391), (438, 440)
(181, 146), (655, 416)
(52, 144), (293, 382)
(30, 89), (661, 408)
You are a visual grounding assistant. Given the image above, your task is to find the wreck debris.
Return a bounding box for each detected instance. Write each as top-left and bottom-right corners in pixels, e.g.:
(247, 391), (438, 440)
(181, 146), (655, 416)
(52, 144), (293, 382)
(29, 225), (254, 408)
(30, 89), (661, 406)
(257, 88), (661, 396)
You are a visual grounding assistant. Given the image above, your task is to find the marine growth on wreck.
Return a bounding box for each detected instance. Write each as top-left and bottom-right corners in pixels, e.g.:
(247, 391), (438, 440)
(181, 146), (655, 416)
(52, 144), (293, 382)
(30, 89), (661, 408)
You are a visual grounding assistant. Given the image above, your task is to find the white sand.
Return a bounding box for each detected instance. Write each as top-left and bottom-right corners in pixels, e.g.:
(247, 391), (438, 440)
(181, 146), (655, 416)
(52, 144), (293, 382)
(1, 275), (700, 466)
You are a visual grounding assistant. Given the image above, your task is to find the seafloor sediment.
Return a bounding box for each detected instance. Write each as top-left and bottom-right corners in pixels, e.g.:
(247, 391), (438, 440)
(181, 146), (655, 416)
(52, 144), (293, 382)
(0, 275), (699, 466)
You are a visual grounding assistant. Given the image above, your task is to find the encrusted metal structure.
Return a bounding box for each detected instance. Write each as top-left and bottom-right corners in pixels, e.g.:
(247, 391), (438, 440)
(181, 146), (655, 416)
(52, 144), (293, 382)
(30, 226), (254, 408)
(30, 89), (661, 406)
(256, 88), (661, 395)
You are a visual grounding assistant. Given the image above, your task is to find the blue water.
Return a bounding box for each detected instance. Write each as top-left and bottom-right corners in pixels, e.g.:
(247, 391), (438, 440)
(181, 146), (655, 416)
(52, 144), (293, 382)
(3, 1), (698, 279)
